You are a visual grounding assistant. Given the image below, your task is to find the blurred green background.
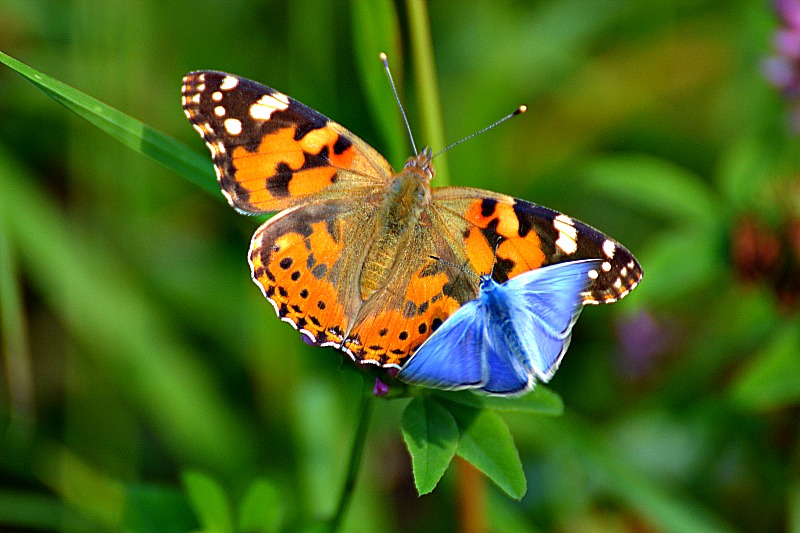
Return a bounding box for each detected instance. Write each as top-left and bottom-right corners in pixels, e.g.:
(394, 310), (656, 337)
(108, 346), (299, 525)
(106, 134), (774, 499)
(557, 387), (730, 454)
(2, 0), (800, 531)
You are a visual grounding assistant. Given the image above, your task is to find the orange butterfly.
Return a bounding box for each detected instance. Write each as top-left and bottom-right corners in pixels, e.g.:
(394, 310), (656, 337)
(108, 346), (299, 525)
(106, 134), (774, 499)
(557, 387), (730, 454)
(182, 71), (641, 370)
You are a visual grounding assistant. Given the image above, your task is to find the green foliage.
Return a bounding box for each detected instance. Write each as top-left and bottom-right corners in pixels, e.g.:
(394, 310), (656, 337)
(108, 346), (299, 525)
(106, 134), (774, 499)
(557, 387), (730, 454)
(401, 397), (458, 495)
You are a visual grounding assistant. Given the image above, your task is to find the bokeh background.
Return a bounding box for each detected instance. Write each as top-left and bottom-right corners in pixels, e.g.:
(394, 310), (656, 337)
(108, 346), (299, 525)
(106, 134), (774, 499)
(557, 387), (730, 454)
(2, 0), (800, 531)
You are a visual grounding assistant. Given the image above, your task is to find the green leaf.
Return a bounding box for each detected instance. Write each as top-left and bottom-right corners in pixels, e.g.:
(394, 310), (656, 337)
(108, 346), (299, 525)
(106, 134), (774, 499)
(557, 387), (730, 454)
(584, 154), (721, 227)
(434, 387), (564, 416)
(715, 136), (779, 210)
(237, 479), (283, 533)
(123, 483), (197, 533)
(401, 397), (459, 495)
(0, 50), (216, 196)
(350, 0), (406, 168)
(446, 404), (526, 499)
(629, 229), (723, 309)
(182, 471), (233, 533)
(730, 322), (800, 410)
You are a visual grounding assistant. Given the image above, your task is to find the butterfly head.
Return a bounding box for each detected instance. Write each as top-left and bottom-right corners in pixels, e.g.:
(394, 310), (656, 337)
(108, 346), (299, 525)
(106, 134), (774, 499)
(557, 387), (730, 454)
(403, 146), (435, 181)
(478, 274), (499, 295)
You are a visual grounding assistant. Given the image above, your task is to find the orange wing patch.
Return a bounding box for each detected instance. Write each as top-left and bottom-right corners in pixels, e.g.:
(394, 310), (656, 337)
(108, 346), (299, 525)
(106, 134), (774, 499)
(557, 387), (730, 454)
(463, 198), (546, 280)
(181, 71), (391, 216)
(343, 265), (463, 367)
(346, 300), (459, 368)
(249, 218), (348, 346)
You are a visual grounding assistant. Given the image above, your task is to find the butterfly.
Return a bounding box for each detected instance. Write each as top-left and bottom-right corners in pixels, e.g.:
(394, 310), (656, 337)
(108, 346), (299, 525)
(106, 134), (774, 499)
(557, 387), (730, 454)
(398, 259), (601, 395)
(181, 70), (642, 370)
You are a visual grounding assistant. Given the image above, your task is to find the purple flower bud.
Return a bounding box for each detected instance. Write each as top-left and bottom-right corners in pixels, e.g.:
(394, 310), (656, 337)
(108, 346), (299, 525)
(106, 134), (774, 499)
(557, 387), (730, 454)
(763, 56), (797, 91)
(301, 334), (319, 346)
(373, 377), (389, 396)
(778, 0), (800, 28)
(615, 310), (670, 379)
(775, 29), (800, 58)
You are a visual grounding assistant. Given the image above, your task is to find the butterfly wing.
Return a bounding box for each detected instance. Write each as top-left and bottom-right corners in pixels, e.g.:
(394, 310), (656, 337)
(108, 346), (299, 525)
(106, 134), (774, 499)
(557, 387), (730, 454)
(396, 299), (488, 390)
(182, 71), (393, 214)
(502, 259), (601, 382)
(249, 197), (379, 352)
(431, 188), (642, 305)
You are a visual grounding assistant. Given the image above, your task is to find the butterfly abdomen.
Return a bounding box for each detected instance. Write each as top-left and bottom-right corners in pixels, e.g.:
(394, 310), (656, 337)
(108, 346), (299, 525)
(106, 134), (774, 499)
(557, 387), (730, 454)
(359, 172), (433, 300)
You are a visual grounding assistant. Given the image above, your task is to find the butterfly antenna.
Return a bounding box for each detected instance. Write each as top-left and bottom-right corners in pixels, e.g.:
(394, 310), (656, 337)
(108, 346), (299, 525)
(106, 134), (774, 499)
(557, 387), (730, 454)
(433, 105), (527, 159)
(380, 52), (418, 155)
(489, 240), (501, 278)
(429, 255), (480, 280)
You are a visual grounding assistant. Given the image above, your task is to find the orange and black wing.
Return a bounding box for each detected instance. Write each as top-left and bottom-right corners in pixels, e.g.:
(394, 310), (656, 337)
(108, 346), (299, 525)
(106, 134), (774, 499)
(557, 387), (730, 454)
(182, 71), (393, 214)
(432, 187), (643, 305)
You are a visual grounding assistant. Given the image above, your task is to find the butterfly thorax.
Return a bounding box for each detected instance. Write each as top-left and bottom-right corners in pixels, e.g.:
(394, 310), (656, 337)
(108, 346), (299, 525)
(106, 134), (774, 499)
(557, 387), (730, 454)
(358, 151), (435, 301)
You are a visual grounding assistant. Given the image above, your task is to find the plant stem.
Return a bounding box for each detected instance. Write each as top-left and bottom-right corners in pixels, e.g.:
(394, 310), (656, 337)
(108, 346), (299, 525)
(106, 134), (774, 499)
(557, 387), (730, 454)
(328, 377), (374, 532)
(406, 0), (450, 186)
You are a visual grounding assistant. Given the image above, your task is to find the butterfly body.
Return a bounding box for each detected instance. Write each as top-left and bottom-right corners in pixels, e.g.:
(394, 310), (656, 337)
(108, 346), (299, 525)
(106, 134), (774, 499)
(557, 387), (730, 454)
(182, 71), (642, 370)
(398, 260), (602, 395)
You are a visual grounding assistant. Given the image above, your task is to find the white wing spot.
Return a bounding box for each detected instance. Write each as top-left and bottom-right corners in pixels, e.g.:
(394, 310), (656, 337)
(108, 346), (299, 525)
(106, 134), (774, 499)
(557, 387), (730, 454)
(553, 214), (578, 255)
(224, 118), (242, 135)
(588, 269), (599, 280)
(602, 239), (616, 258)
(192, 123), (207, 137)
(207, 142), (218, 158)
(250, 92), (290, 120)
(211, 91), (223, 102)
(220, 76), (239, 90)
(613, 278), (623, 289)
(214, 106), (226, 117)
(602, 261), (612, 272)
(627, 260), (635, 269)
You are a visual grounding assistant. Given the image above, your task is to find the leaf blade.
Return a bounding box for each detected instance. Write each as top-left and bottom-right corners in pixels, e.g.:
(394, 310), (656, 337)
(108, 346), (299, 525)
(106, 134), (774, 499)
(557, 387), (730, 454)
(0, 50), (216, 196)
(401, 397), (459, 495)
(181, 471), (233, 533)
(447, 404), (527, 500)
(434, 387), (564, 416)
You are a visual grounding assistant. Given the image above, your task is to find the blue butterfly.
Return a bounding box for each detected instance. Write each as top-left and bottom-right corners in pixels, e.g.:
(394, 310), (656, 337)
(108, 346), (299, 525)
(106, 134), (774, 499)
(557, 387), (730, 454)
(397, 259), (603, 396)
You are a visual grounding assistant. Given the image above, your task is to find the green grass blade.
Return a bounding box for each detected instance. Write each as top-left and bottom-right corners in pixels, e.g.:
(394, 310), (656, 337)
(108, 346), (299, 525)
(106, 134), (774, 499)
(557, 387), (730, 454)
(0, 50), (216, 196)
(407, 0), (450, 185)
(350, 0), (406, 168)
(0, 145), (257, 477)
(0, 216), (35, 425)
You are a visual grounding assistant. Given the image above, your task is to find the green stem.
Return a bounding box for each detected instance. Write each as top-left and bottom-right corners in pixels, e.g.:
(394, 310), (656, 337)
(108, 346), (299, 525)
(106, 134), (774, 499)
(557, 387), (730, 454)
(328, 377), (374, 532)
(406, 0), (450, 186)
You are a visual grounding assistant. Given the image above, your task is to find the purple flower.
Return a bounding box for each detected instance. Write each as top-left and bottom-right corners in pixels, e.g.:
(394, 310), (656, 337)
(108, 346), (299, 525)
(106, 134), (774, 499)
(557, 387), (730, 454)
(776, 0), (800, 29)
(373, 377), (389, 396)
(615, 310), (671, 379)
(766, 0), (800, 129)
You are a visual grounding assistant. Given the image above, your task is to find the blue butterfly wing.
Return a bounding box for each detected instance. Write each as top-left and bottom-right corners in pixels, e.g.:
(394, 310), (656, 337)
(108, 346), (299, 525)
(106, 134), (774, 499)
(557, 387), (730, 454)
(478, 327), (532, 395)
(503, 259), (602, 382)
(398, 300), (487, 390)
